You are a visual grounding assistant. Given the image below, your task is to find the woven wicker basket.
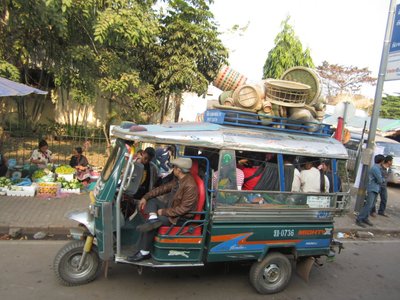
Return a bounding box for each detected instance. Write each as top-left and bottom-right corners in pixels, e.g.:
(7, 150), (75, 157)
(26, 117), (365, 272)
(232, 84), (262, 110)
(281, 67), (322, 106)
(264, 79), (310, 107)
(213, 65), (247, 91)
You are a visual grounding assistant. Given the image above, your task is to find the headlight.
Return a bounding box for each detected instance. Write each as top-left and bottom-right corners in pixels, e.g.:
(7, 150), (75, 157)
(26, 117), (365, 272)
(88, 203), (99, 217)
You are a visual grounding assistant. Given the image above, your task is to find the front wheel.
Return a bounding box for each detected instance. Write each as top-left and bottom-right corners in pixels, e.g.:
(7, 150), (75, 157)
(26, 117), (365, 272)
(54, 240), (102, 286)
(249, 252), (292, 294)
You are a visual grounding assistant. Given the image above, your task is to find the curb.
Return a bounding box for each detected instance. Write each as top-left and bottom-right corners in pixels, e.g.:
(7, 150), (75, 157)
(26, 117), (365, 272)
(335, 227), (400, 235)
(0, 226), (71, 237)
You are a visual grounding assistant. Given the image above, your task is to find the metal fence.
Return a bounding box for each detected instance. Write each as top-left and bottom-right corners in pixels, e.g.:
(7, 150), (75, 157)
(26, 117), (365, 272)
(2, 132), (109, 168)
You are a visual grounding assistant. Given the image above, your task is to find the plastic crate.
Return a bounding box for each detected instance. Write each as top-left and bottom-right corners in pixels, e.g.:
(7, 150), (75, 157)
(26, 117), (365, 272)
(60, 188), (81, 194)
(37, 182), (61, 197)
(6, 186), (36, 197)
(57, 173), (75, 181)
(0, 187), (9, 196)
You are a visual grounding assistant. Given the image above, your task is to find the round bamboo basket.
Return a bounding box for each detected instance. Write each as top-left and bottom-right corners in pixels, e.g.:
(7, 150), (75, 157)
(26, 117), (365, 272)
(264, 79), (310, 107)
(218, 90), (234, 105)
(232, 84), (262, 110)
(281, 67), (322, 105)
(213, 65), (247, 91)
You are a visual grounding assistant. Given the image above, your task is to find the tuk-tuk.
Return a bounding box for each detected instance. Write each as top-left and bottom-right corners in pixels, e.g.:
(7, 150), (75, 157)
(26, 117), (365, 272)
(53, 109), (349, 294)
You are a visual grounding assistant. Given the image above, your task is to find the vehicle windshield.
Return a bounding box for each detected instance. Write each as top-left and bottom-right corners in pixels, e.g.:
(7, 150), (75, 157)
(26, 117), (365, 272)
(377, 142), (400, 156)
(101, 139), (124, 181)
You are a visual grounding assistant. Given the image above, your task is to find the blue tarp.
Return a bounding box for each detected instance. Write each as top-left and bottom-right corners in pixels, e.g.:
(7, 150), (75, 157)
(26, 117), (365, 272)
(0, 77), (48, 97)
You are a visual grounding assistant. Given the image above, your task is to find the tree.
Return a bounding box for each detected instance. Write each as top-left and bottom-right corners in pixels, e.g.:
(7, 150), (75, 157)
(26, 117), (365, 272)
(155, 0), (228, 122)
(317, 61), (376, 97)
(0, 0), (62, 127)
(0, 0), (227, 129)
(380, 94), (400, 119)
(263, 17), (314, 79)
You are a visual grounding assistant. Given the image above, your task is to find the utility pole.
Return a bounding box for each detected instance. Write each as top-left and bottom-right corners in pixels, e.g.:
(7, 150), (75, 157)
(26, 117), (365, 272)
(355, 0), (398, 211)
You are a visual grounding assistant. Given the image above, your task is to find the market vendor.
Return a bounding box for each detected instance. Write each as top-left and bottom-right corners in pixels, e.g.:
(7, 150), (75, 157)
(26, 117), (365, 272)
(69, 146), (91, 181)
(30, 140), (53, 169)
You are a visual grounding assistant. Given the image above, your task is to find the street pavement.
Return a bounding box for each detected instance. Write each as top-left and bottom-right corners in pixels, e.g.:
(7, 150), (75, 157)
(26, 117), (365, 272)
(0, 186), (399, 238)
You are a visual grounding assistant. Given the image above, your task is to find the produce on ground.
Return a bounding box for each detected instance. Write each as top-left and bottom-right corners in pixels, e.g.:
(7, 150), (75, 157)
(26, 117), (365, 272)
(0, 177), (13, 188)
(32, 170), (47, 180)
(55, 165), (76, 175)
(37, 182), (60, 195)
(56, 177), (83, 189)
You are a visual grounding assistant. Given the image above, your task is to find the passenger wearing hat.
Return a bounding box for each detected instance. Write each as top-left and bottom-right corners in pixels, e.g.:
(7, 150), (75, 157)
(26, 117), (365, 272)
(128, 157), (199, 262)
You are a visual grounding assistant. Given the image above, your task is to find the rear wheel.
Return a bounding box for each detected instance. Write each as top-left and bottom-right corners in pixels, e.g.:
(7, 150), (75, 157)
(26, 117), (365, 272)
(54, 240), (102, 286)
(249, 252), (292, 294)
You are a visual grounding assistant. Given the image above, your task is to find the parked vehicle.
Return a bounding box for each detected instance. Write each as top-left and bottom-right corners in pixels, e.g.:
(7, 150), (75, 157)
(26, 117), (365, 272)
(53, 109), (349, 294)
(344, 132), (400, 184)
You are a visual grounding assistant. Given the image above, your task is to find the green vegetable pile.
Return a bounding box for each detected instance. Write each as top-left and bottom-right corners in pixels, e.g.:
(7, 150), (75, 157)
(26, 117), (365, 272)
(0, 177), (12, 188)
(32, 169), (47, 180)
(55, 165), (75, 175)
(56, 177), (83, 190)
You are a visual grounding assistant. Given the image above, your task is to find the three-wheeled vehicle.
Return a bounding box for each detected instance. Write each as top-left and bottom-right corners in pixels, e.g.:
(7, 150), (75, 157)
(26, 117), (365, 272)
(53, 108), (349, 294)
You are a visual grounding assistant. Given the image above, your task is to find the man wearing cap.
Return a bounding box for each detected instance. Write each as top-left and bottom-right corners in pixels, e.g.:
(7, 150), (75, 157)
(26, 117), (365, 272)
(128, 157), (199, 262)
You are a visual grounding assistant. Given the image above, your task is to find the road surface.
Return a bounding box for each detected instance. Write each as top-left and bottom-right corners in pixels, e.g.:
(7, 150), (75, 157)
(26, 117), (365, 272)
(1, 239), (399, 300)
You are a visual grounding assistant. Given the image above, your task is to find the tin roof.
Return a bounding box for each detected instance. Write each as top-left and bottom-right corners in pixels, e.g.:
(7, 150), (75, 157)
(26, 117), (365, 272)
(112, 122), (348, 159)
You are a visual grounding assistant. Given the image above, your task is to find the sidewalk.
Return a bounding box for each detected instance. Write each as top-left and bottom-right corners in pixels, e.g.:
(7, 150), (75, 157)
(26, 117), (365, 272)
(0, 193), (89, 235)
(0, 190), (399, 237)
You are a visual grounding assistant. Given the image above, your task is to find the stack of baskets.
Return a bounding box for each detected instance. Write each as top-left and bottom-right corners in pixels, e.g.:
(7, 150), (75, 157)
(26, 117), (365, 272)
(212, 65), (326, 130)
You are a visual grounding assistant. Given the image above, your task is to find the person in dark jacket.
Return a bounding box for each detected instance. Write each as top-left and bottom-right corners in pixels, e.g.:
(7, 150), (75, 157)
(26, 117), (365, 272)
(371, 155), (392, 217)
(69, 147), (90, 181)
(133, 147), (159, 199)
(356, 154), (384, 228)
(128, 157), (198, 262)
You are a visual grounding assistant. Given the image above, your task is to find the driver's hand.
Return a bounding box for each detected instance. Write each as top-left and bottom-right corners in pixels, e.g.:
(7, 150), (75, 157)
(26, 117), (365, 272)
(139, 198), (146, 210)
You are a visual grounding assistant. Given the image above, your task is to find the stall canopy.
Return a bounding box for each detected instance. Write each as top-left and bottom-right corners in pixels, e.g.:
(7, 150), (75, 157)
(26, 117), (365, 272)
(0, 76), (48, 97)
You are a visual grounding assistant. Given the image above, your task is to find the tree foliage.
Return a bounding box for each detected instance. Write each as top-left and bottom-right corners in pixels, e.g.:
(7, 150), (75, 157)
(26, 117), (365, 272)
(263, 17), (314, 79)
(0, 0), (227, 127)
(380, 94), (400, 119)
(156, 0), (228, 122)
(317, 61), (376, 96)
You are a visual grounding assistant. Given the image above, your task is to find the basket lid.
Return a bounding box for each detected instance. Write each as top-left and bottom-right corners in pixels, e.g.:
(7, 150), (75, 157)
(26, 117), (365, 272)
(281, 67), (322, 105)
(265, 79), (311, 91)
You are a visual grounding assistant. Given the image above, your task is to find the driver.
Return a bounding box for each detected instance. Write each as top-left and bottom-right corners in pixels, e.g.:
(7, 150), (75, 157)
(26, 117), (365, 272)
(127, 157), (198, 262)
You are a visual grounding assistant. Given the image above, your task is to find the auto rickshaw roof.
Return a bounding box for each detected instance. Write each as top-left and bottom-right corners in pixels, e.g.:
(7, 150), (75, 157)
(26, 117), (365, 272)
(112, 121), (348, 159)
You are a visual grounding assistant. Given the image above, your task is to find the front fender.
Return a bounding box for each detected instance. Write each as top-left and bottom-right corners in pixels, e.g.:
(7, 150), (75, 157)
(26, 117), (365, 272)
(66, 209), (95, 236)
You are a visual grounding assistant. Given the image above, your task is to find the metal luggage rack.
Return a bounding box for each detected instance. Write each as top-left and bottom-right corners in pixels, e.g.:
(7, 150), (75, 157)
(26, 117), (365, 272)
(204, 109), (332, 137)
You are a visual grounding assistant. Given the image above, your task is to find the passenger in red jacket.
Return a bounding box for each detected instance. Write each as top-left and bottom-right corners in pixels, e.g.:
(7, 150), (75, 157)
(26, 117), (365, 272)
(238, 159), (263, 190)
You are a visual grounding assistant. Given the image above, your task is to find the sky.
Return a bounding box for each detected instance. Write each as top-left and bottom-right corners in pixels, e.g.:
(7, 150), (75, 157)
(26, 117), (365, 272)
(209, 0), (399, 98)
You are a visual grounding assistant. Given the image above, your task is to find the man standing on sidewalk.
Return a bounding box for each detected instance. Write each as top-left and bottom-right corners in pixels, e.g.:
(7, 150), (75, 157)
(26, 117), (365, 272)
(371, 155), (393, 217)
(356, 154), (384, 228)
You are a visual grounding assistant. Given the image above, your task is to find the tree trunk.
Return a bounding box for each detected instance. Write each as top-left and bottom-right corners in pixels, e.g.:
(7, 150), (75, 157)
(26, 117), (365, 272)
(73, 104), (82, 136)
(161, 94), (170, 124)
(159, 95), (166, 124)
(174, 94), (182, 123)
